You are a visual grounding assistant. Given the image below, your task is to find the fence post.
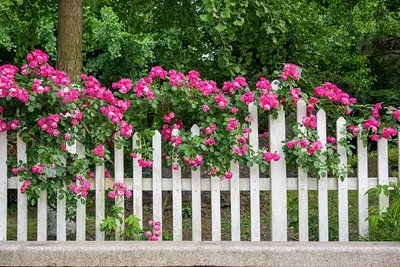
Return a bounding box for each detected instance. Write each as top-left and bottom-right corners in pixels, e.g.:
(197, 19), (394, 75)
(269, 108), (287, 241)
(337, 117), (349, 241)
(296, 100), (308, 241)
(357, 125), (369, 238)
(191, 125), (202, 241)
(0, 131), (7, 241)
(317, 109), (329, 241)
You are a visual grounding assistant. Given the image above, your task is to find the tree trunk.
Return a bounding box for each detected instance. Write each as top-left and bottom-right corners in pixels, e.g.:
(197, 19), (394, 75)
(57, 0), (83, 81)
(48, 0), (83, 240)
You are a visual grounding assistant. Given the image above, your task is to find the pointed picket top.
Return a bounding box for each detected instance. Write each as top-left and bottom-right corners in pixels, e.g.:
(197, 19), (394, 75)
(271, 80), (280, 91)
(297, 100), (307, 125)
(191, 124), (200, 136)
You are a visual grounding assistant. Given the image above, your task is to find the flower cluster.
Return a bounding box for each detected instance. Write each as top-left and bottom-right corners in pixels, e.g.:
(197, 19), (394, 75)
(263, 151), (281, 162)
(70, 176), (91, 197)
(144, 220), (161, 241)
(20, 180), (31, 193)
(280, 64), (301, 81)
(38, 114), (62, 136)
(94, 144), (105, 157)
(107, 182), (132, 199)
(183, 154), (203, 167)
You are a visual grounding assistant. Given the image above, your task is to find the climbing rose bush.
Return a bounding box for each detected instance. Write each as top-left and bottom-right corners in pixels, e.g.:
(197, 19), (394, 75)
(0, 50), (399, 207)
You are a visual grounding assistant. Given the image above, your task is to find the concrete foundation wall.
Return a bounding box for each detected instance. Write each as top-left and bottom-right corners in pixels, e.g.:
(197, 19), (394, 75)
(1, 241), (399, 266)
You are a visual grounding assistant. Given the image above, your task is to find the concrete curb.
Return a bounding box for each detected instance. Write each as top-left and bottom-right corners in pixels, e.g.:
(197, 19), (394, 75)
(0, 241), (399, 266)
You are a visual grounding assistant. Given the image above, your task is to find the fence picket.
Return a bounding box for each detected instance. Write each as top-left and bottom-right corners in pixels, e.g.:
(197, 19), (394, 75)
(296, 100), (308, 242)
(114, 137), (124, 240)
(17, 135), (27, 241)
(337, 117), (349, 241)
(191, 125), (201, 241)
(269, 109), (287, 241)
(0, 131), (7, 241)
(377, 138), (389, 211)
(357, 128), (369, 238)
(211, 175), (221, 241)
(317, 109), (329, 241)
(172, 161), (182, 241)
(249, 103), (260, 241)
(75, 141), (86, 241)
(132, 134), (143, 228)
(153, 131), (162, 239)
(57, 156), (67, 241)
(96, 163), (105, 241)
(37, 186), (47, 241)
(231, 160), (240, 241)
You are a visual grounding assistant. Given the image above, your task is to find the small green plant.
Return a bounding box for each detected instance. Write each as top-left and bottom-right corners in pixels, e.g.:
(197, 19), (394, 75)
(367, 181), (400, 241)
(182, 206), (192, 219)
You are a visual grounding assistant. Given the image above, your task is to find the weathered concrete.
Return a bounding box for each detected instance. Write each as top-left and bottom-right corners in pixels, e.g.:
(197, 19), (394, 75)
(0, 241), (399, 266)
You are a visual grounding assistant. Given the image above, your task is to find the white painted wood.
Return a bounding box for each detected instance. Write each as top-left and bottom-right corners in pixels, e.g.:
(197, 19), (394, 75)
(132, 134), (143, 229)
(96, 163), (105, 241)
(75, 141), (86, 241)
(230, 160), (240, 241)
(269, 109), (287, 241)
(337, 117), (349, 241)
(17, 135), (27, 241)
(378, 138), (389, 211)
(56, 153), (67, 241)
(297, 100), (308, 242)
(37, 186), (47, 241)
(0, 131), (7, 241)
(172, 161), (182, 241)
(114, 136), (124, 240)
(317, 109), (329, 241)
(190, 125), (202, 241)
(56, 183), (67, 241)
(357, 129), (369, 238)
(248, 103), (260, 241)
(152, 131), (162, 239)
(211, 175), (221, 241)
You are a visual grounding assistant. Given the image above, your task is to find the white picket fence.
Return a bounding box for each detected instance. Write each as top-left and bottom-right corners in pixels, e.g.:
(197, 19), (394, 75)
(0, 101), (399, 242)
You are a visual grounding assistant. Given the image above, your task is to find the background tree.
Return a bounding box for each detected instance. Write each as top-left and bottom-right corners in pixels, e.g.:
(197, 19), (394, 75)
(57, 0), (83, 81)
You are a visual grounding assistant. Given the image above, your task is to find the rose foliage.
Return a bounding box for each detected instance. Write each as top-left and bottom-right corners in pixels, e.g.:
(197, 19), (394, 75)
(0, 50), (399, 206)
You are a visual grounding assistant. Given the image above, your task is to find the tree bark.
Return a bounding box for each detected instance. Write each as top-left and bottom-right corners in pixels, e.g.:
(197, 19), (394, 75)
(57, 0), (83, 82)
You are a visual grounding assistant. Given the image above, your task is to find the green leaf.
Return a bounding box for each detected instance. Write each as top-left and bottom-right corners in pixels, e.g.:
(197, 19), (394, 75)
(221, 8), (231, 19)
(233, 19), (244, 26)
(215, 23), (227, 32)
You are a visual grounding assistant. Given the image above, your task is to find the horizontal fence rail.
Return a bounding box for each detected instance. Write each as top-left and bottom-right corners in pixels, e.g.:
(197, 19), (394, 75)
(0, 103), (399, 242)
